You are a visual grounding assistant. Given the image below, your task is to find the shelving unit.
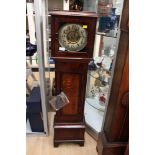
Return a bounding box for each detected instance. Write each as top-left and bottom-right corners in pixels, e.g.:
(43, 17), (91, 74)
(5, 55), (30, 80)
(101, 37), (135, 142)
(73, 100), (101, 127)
(26, 0), (49, 135)
(84, 98), (105, 135)
(84, 0), (124, 139)
(84, 37), (118, 139)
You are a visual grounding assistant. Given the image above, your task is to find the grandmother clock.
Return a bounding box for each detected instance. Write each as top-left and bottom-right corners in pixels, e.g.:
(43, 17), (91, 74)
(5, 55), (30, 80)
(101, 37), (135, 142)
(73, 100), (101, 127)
(50, 11), (97, 147)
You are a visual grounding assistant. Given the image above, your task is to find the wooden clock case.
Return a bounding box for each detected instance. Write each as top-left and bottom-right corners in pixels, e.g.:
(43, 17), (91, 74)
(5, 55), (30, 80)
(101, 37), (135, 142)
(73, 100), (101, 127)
(50, 11), (98, 147)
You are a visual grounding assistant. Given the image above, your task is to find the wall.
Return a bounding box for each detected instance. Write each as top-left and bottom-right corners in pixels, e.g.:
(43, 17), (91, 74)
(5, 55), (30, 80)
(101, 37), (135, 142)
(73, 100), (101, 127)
(83, 0), (98, 12)
(48, 0), (63, 11)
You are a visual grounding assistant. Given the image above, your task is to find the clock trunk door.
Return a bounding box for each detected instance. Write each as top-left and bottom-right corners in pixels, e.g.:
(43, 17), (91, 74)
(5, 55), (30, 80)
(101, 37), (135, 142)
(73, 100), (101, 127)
(54, 60), (88, 123)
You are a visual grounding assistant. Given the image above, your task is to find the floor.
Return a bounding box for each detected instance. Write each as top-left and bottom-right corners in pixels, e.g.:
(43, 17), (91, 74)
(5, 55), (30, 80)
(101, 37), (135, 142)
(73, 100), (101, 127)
(26, 112), (98, 155)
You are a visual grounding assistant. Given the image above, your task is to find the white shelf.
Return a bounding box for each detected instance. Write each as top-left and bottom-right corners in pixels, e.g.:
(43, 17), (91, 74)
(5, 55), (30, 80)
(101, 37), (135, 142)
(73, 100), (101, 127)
(86, 98), (105, 112)
(84, 98), (105, 133)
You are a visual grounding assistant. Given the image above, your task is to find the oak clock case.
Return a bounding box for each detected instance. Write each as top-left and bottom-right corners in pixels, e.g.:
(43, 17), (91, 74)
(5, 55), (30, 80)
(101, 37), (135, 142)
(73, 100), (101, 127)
(50, 11), (97, 147)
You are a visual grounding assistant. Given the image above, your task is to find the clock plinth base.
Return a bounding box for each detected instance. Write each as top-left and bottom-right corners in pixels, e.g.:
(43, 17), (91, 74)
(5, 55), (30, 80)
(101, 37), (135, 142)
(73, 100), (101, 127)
(54, 140), (84, 147)
(53, 120), (85, 147)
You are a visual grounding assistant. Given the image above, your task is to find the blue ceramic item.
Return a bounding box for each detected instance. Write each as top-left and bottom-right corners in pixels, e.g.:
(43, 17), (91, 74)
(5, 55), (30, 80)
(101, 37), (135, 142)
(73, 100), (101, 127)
(98, 8), (117, 32)
(26, 39), (37, 56)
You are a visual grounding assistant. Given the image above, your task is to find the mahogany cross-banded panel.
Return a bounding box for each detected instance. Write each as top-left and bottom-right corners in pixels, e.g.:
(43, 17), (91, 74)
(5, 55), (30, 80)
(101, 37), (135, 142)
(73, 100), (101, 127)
(62, 73), (80, 115)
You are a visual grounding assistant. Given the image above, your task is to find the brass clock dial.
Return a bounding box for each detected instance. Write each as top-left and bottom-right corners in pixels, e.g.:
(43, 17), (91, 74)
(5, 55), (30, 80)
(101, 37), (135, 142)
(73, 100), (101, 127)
(58, 23), (87, 52)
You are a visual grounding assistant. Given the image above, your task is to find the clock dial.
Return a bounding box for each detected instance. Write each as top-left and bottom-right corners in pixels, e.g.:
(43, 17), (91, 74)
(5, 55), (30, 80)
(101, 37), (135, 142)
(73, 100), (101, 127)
(58, 24), (87, 52)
